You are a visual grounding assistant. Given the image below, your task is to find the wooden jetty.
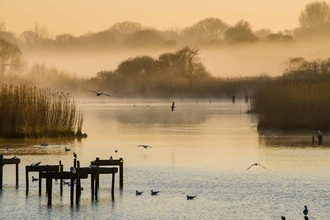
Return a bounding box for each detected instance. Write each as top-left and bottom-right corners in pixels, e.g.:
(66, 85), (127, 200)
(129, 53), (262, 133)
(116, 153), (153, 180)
(90, 157), (124, 189)
(0, 154), (20, 189)
(25, 161), (63, 196)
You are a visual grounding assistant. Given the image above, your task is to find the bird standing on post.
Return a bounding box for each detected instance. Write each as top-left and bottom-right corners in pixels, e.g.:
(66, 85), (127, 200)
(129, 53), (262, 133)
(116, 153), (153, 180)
(303, 205), (308, 216)
(73, 152), (77, 159)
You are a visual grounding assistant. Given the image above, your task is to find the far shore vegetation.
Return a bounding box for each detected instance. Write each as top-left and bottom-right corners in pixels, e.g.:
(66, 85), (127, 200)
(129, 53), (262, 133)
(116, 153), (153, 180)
(1, 1), (330, 134)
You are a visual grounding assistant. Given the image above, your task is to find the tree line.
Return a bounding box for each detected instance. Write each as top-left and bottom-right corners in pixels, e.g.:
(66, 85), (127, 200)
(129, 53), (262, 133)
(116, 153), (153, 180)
(1, 1), (330, 52)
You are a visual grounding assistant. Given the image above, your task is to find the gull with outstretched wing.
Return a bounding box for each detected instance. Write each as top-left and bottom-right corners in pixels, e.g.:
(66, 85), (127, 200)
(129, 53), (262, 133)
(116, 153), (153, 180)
(246, 163), (266, 170)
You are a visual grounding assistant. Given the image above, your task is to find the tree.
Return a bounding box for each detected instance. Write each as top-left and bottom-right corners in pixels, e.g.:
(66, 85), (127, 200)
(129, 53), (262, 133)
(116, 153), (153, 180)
(125, 28), (164, 47)
(255, 29), (273, 40)
(181, 17), (229, 44)
(55, 34), (77, 45)
(108, 21), (142, 36)
(0, 38), (24, 75)
(116, 56), (157, 78)
(224, 20), (259, 43)
(19, 23), (50, 45)
(299, 1), (330, 28)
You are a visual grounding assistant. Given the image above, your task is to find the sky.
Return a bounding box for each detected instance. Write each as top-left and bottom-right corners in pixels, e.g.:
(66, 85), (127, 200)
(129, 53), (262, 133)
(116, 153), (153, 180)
(0, 0), (315, 37)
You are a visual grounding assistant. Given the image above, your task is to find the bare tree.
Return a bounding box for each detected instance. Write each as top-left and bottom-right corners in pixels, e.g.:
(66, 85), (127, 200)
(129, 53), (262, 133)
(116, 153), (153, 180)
(0, 38), (24, 75)
(20, 23), (50, 45)
(299, 1), (330, 28)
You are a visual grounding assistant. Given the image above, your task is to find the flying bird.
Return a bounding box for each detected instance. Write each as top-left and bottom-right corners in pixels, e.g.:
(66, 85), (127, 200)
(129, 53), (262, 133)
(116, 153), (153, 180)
(303, 206), (308, 216)
(32, 176), (38, 182)
(89, 90), (111, 97)
(136, 190), (143, 195)
(187, 195), (197, 200)
(151, 190), (160, 196)
(171, 102), (175, 111)
(246, 163), (267, 170)
(137, 145), (152, 149)
(115, 150), (118, 153)
(65, 147), (71, 152)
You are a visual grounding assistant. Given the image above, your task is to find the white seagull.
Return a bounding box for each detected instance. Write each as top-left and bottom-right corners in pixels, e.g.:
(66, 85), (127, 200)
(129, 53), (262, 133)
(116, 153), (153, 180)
(246, 163), (267, 170)
(137, 145), (152, 149)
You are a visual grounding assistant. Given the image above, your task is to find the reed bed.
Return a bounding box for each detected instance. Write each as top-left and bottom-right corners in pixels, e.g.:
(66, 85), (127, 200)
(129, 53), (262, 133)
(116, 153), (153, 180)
(0, 84), (83, 138)
(251, 79), (330, 131)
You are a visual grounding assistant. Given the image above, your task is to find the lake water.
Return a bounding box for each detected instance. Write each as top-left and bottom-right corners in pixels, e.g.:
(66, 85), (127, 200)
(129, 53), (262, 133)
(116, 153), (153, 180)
(0, 99), (329, 220)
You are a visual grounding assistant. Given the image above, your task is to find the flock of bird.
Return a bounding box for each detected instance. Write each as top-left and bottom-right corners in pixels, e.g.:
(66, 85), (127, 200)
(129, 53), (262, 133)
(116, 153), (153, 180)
(135, 190), (196, 200)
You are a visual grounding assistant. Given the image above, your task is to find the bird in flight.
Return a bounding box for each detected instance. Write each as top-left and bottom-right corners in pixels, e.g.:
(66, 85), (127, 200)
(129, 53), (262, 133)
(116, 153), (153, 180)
(171, 102), (175, 111)
(246, 163), (267, 170)
(151, 190), (160, 196)
(137, 145), (152, 149)
(89, 90), (111, 97)
(30, 161), (41, 167)
(136, 190), (143, 195)
(65, 147), (71, 152)
(32, 176), (38, 182)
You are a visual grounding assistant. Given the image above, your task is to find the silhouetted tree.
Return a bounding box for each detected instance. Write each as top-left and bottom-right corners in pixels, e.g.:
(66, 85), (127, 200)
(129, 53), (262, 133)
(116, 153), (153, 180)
(20, 23), (51, 45)
(299, 1), (330, 28)
(116, 56), (157, 78)
(255, 29), (273, 40)
(182, 17), (228, 44)
(0, 38), (24, 75)
(267, 33), (295, 43)
(55, 34), (77, 45)
(108, 21), (142, 36)
(224, 20), (259, 43)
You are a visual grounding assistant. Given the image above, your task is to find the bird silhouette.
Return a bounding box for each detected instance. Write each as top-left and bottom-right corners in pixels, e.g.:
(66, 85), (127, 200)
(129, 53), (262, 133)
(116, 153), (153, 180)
(187, 195), (197, 200)
(65, 147), (71, 152)
(89, 90), (111, 97)
(32, 176), (38, 182)
(137, 145), (152, 149)
(30, 161), (41, 167)
(151, 190), (160, 196)
(40, 142), (48, 147)
(303, 205), (308, 216)
(70, 167), (76, 173)
(246, 163), (267, 170)
(136, 190), (143, 195)
(73, 152), (77, 158)
(171, 102), (175, 111)
(110, 156), (113, 161)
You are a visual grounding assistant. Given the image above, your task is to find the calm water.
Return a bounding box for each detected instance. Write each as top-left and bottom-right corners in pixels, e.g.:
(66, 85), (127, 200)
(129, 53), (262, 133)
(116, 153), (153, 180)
(0, 99), (329, 220)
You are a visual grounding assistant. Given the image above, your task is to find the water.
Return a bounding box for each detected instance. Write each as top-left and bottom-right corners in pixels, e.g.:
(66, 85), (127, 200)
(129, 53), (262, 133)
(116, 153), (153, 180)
(0, 99), (329, 220)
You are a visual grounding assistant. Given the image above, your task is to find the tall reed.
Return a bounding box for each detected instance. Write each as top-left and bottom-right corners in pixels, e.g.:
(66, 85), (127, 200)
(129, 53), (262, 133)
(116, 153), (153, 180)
(0, 84), (83, 138)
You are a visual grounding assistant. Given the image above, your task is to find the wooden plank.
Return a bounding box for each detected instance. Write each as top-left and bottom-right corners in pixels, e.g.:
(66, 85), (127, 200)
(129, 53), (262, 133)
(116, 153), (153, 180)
(26, 165), (60, 172)
(77, 167), (118, 175)
(3, 158), (20, 164)
(91, 160), (122, 166)
(40, 172), (88, 179)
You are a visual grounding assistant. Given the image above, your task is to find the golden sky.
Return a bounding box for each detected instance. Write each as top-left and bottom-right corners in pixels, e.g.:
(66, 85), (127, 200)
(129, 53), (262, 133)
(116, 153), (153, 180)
(0, 0), (314, 36)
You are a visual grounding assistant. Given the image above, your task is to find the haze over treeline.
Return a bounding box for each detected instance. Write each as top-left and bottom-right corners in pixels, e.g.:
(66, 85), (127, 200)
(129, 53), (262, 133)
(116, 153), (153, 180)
(1, 1), (330, 99)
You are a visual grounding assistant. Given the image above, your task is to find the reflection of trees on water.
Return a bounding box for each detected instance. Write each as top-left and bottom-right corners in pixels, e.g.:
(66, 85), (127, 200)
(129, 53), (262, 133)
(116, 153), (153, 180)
(258, 135), (326, 148)
(114, 107), (207, 125)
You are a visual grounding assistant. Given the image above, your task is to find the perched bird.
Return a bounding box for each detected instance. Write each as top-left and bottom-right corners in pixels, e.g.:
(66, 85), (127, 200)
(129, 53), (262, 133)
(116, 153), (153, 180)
(73, 152), (77, 159)
(89, 165), (97, 169)
(70, 167), (76, 173)
(171, 102), (175, 111)
(89, 90), (111, 97)
(65, 147), (71, 152)
(11, 156), (17, 159)
(246, 163), (267, 170)
(40, 143), (48, 147)
(110, 156), (113, 161)
(137, 145), (152, 149)
(187, 195), (197, 200)
(32, 176), (38, 182)
(136, 190), (143, 195)
(151, 190), (160, 196)
(303, 206), (308, 216)
(4, 147), (8, 151)
(30, 161), (41, 167)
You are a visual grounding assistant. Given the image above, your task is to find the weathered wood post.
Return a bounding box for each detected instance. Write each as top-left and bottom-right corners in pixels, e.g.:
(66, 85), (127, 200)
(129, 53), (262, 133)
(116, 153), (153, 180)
(70, 178), (74, 207)
(281, 216), (286, 220)
(119, 158), (124, 189)
(15, 162), (19, 189)
(304, 216), (309, 220)
(95, 167), (99, 201)
(96, 157), (100, 189)
(39, 167), (43, 196)
(76, 161), (81, 205)
(59, 161), (63, 195)
(91, 172), (95, 200)
(0, 155), (3, 190)
(312, 136), (315, 145)
(232, 94), (235, 103)
(111, 172), (115, 199)
(47, 173), (52, 206)
(25, 166), (29, 195)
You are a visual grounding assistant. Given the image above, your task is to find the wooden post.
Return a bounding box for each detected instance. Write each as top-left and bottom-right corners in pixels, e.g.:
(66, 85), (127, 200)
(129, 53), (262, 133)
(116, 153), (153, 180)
(70, 178), (74, 207)
(91, 173), (94, 200)
(0, 155), (3, 190)
(304, 216), (309, 220)
(25, 166), (29, 195)
(15, 163), (19, 189)
(281, 216), (286, 220)
(47, 174), (52, 206)
(111, 172), (115, 198)
(95, 167), (99, 201)
(312, 136), (315, 145)
(245, 95), (249, 103)
(39, 168), (42, 196)
(318, 135), (322, 145)
(74, 158), (77, 168)
(232, 94), (235, 103)
(119, 158), (124, 189)
(76, 161), (80, 205)
(59, 161), (63, 196)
